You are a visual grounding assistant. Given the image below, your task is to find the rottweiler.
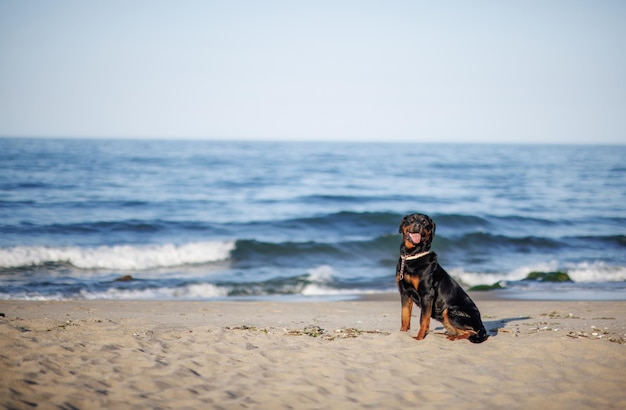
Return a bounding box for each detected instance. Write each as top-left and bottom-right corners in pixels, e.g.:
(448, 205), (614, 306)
(396, 213), (488, 343)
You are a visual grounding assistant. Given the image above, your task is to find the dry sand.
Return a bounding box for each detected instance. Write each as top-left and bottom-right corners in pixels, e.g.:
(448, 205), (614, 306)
(2, 295), (625, 409)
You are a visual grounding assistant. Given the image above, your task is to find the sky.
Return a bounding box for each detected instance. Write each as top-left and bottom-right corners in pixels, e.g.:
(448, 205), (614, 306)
(1, 0), (625, 144)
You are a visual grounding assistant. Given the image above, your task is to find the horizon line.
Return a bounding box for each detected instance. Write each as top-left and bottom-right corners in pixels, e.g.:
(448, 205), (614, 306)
(1, 134), (624, 146)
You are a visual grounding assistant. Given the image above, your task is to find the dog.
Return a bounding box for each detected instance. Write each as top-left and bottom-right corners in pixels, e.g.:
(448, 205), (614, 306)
(396, 213), (488, 343)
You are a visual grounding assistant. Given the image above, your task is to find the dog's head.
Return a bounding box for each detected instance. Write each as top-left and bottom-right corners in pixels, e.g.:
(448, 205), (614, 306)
(398, 213), (436, 253)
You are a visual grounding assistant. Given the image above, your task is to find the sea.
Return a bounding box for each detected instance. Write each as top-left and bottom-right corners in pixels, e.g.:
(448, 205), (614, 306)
(1, 138), (625, 301)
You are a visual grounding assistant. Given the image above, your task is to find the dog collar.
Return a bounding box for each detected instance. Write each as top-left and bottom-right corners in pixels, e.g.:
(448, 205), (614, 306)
(401, 251), (430, 261)
(397, 251), (431, 280)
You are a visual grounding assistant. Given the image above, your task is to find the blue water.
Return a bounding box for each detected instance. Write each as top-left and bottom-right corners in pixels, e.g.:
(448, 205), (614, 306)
(1, 138), (625, 300)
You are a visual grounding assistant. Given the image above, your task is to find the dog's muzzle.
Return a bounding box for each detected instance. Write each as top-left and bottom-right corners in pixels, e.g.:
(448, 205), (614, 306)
(405, 230), (422, 245)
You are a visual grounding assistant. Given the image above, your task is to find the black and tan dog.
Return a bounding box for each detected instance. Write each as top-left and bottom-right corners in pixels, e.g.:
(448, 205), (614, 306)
(396, 213), (488, 343)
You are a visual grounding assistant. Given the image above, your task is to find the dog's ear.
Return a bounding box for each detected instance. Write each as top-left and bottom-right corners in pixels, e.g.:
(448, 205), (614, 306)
(423, 216), (436, 249)
(398, 215), (408, 233)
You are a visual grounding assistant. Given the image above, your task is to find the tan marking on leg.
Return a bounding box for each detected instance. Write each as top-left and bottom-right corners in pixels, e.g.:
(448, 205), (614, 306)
(400, 299), (412, 331)
(441, 308), (476, 341)
(415, 304), (432, 340)
(400, 277), (419, 332)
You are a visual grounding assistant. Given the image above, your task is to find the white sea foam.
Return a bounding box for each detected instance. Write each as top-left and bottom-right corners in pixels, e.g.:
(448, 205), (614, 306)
(0, 241), (236, 270)
(567, 261), (626, 282)
(301, 284), (382, 297)
(451, 260), (626, 287)
(451, 271), (508, 287)
(79, 283), (228, 300)
(301, 265), (392, 296)
(0, 292), (67, 301)
(0, 283), (229, 301)
(305, 265), (335, 282)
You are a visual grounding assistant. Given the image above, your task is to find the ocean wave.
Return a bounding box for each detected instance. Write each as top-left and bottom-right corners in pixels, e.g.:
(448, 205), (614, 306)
(79, 283), (228, 300)
(300, 285), (383, 297)
(0, 241), (235, 270)
(450, 261), (626, 287)
(221, 265), (338, 297)
(431, 213), (491, 228)
(271, 210), (401, 231)
(231, 235), (397, 265)
(2, 259), (624, 301)
(436, 232), (561, 252)
(0, 284), (228, 301)
(567, 261), (626, 283)
(305, 264), (335, 283)
(0, 219), (217, 235)
(299, 265), (395, 296)
(0, 292), (67, 301)
(572, 235), (626, 246)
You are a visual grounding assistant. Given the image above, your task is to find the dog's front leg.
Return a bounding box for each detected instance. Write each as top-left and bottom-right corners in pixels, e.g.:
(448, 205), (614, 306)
(415, 299), (433, 340)
(400, 293), (413, 331)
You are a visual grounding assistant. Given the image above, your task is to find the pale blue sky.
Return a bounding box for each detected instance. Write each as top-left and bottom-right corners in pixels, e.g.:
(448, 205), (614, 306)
(1, 0), (625, 144)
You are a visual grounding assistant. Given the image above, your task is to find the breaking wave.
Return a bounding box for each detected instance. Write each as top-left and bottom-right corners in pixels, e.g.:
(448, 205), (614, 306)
(0, 241), (235, 271)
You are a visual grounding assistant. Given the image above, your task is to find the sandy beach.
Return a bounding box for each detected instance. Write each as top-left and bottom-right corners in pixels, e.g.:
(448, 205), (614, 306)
(2, 295), (625, 409)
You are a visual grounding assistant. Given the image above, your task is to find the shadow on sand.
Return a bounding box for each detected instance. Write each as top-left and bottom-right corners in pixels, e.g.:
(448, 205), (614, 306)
(431, 316), (531, 338)
(483, 316), (531, 337)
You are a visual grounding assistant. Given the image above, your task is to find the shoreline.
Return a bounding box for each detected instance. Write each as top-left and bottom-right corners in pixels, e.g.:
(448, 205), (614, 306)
(5, 283), (626, 304)
(2, 299), (625, 408)
(359, 289), (626, 302)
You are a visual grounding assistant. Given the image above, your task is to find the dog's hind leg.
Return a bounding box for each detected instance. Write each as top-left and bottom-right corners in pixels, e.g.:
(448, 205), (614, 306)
(441, 308), (475, 341)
